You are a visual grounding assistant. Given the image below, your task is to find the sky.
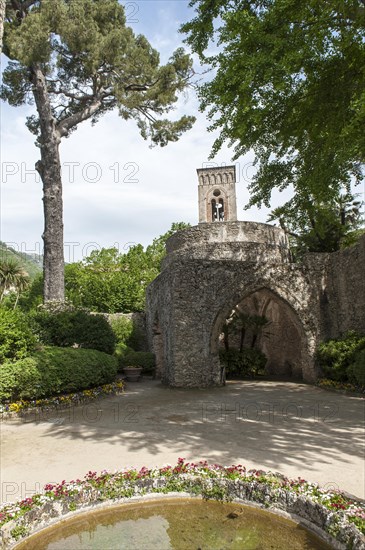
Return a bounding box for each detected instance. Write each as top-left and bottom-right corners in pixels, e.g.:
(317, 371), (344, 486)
(0, 0), (289, 262)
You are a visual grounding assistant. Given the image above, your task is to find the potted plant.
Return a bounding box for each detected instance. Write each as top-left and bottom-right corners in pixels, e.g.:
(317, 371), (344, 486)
(123, 366), (143, 382)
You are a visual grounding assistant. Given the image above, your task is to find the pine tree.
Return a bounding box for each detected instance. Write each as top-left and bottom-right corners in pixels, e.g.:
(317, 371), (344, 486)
(2, 0), (195, 302)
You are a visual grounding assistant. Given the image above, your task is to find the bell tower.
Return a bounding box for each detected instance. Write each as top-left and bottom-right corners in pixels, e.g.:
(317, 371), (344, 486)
(197, 165), (237, 223)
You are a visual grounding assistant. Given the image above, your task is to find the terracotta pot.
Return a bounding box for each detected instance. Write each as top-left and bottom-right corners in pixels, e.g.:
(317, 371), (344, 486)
(123, 366), (143, 382)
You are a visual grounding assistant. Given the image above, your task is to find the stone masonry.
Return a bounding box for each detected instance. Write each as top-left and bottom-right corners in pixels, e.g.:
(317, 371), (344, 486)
(146, 169), (365, 388)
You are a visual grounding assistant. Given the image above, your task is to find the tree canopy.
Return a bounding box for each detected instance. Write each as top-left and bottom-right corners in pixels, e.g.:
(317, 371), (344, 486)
(64, 222), (190, 313)
(1, 0), (195, 301)
(3, 0), (195, 145)
(268, 192), (364, 255)
(181, 0), (365, 211)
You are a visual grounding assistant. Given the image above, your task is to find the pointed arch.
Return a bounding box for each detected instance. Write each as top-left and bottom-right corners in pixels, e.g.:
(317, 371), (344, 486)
(210, 285), (316, 382)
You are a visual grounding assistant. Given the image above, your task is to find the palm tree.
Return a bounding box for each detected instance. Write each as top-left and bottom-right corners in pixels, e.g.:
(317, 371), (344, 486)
(231, 310), (270, 351)
(13, 272), (30, 309)
(0, 260), (30, 306)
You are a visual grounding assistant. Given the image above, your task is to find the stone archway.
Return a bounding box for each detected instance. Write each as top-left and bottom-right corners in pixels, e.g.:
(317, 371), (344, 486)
(210, 287), (314, 382)
(146, 222), (322, 387)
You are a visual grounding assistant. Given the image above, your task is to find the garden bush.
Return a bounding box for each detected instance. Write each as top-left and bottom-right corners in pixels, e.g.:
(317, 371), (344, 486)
(219, 348), (267, 378)
(0, 358), (41, 400)
(0, 347), (118, 402)
(110, 316), (133, 344)
(110, 315), (147, 352)
(0, 308), (37, 363)
(118, 350), (156, 375)
(316, 331), (365, 382)
(347, 349), (365, 387)
(31, 310), (116, 354)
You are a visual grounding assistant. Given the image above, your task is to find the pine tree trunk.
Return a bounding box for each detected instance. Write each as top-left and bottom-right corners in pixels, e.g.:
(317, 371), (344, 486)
(0, 0), (5, 55)
(31, 65), (65, 302)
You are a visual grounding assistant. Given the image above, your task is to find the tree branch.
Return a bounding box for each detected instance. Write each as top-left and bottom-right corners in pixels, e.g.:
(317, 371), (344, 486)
(125, 83), (149, 92)
(52, 89), (94, 101)
(136, 106), (157, 124)
(56, 98), (103, 137)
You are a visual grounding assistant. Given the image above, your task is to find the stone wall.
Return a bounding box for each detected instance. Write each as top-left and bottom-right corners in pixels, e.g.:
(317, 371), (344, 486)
(315, 234), (365, 340)
(146, 224), (365, 388)
(146, 222), (323, 387)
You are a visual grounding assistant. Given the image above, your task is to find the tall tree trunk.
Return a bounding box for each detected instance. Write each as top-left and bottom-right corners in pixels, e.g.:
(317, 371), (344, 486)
(251, 332), (258, 349)
(0, 0), (5, 55)
(31, 64), (65, 302)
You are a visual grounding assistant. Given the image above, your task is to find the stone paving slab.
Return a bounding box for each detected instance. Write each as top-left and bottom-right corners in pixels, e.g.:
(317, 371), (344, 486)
(1, 380), (364, 504)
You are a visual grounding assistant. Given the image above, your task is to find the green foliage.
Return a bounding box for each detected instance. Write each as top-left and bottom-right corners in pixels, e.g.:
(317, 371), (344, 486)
(110, 316), (133, 344)
(31, 310), (116, 354)
(182, 1), (365, 223)
(0, 259), (30, 305)
(222, 310), (270, 352)
(145, 222), (191, 271)
(317, 332), (365, 382)
(268, 193), (364, 255)
(118, 350), (156, 375)
(65, 246), (155, 313)
(0, 241), (42, 281)
(18, 274), (43, 311)
(347, 349), (365, 387)
(0, 358), (42, 400)
(65, 223), (190, 313)
(2, 0), (195, 146)
(220, 310), (268, 377)
(2, 1), (194, 302)
(0, 308), (37, 363)
(10, 526), (29, 541)
(110, 315), (147, 352)
(0, 347), (118, 402)
(219, 348), (267, 378)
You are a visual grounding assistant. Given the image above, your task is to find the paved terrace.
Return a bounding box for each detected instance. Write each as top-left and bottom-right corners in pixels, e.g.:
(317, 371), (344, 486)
(1, 380), (364, 504)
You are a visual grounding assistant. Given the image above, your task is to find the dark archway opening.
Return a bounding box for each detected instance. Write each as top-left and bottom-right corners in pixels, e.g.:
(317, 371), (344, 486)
(215, 289), (304, 381)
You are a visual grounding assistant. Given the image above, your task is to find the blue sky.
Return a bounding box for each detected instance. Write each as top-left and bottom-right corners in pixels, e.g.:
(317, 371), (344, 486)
(0, 0), (286, 262)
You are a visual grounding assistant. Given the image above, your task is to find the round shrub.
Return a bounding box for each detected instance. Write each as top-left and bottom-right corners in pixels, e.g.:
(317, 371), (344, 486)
(0, 347), (118, 402)
(31, 310), (116, 354)
(0, 308), (37, 363)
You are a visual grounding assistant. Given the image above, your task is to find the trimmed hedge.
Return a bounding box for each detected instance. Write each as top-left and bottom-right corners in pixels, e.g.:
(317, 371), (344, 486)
(0, 347), (118, 402)
(0, 308), (37, 363)
(31, 310), (116, 355)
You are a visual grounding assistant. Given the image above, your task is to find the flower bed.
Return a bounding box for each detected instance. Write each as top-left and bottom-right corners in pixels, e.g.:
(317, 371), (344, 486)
(0, 380), (125, 418)
(317, 378), (365, 395)
(0, 459), (364, 549)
